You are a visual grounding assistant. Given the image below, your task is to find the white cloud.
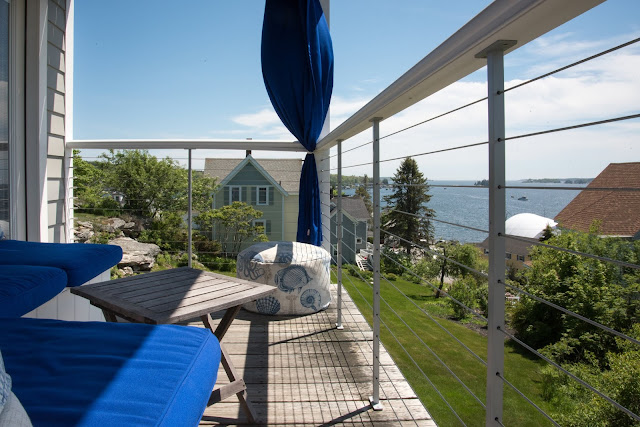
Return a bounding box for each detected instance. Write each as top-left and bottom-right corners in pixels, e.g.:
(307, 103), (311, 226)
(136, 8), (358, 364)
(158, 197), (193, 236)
(223, 38), (639, 181)
(330, 46), (640, 181)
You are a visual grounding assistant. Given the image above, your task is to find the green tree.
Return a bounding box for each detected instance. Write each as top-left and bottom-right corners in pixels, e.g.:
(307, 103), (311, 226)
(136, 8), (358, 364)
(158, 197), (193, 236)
(73, 150), (120, 215)
(434, 242), (480, 297)
(512, 230), (640, 366)
(198, 202), (267, 255)
(99, 150), (188, 219)
(382, 157), (434, 255)
(541, 325), (640, 427)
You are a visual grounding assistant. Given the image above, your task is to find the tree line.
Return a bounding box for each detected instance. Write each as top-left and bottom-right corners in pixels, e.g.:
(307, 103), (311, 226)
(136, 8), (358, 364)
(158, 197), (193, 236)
(73, 150), (267, 261)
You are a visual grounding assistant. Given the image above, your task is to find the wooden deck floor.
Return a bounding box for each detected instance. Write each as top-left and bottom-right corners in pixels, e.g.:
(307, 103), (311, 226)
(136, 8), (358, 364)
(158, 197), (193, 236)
(193, 284), (436, 426)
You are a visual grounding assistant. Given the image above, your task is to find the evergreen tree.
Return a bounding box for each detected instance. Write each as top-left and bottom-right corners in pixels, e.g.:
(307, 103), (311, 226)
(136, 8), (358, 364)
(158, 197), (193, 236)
(354, 185), (372, 219)
(382, 157), (434, 254)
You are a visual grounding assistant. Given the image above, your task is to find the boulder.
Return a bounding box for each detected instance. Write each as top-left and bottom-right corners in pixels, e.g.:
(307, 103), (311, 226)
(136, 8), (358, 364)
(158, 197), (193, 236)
(74, 221), (94, 243)
(98, 218), (126, 233)
(121, 221), (143, 238)
(108, 237), (161, 271)
(74, 228), (94, 243)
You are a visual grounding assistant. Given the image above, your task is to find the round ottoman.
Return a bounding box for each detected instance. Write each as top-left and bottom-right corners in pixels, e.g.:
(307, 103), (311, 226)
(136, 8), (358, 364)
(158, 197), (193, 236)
(237, 241), (331, 315)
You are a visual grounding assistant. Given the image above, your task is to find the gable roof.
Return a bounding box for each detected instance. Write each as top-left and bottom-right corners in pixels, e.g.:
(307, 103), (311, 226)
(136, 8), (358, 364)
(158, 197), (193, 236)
(554, 162), (640, 237)
(330, 196), (370, 222)
(204, 156), (302, 194)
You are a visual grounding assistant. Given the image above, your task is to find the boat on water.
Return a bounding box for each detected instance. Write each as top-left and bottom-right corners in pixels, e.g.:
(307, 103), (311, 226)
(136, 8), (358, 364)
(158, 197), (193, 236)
(518, 196), (528, 201)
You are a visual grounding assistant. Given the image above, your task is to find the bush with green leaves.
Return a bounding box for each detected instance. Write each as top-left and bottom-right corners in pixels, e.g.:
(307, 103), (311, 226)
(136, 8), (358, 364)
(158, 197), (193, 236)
(447, 275), (486, 319)
(540, 325), (640, 426)
(511, 230), (640, 366)
(381, 247), (411, 276)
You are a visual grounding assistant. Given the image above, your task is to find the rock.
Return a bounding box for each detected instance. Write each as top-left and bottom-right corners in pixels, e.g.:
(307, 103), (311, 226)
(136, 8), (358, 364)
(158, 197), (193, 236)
(121, 221), (143, 238)
(74, 228), (94, 243)
(108, 237), (161, 271)
(76, 221), (94, 229)
(122, 266), (134, 276)
(98, 218), (126, 233)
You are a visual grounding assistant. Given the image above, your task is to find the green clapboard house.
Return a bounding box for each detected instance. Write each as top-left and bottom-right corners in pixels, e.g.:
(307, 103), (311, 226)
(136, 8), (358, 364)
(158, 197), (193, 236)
(330, 196), (370, 264)
(204, 154), (302, 247)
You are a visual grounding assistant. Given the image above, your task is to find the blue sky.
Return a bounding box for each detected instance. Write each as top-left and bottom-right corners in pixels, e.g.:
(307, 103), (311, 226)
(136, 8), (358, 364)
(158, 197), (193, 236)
(74, 1), (640, 180)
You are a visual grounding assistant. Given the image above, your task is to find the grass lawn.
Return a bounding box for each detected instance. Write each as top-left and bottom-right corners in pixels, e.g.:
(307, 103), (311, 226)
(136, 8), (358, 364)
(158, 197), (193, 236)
(334, 268), (557, 427)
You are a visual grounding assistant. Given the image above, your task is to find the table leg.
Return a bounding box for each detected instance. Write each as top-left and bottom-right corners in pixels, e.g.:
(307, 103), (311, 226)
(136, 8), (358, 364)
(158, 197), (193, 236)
(101, 309), (118, 323)
(202, 309), (258, 424)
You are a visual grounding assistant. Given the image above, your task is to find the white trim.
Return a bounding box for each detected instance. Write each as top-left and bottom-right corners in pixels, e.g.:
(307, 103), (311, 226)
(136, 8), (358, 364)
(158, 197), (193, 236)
(68, 139), (306, 152)
(356, 237), (363, 245)
(219, 155), (288, 196)
(7, 0), (25, 240)
(64, 0), (74, 243)
(316, 0), (604, 151)
(25, 0), (49, 242)
(256, 185), (269, 205)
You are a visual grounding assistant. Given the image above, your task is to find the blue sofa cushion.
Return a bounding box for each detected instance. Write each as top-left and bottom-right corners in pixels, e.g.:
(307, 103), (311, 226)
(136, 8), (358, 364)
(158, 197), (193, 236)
(0, 265), (67, 318)
(0, 318), (220, 427)
(0, 240), (123, 287)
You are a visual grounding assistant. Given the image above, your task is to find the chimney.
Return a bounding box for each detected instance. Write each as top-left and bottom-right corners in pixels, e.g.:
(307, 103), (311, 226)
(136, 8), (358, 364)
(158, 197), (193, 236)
(246, 150), (252, 157)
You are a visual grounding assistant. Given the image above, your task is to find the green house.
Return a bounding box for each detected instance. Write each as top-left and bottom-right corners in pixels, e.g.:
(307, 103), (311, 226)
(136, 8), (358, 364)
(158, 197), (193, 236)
(205, 155), (302, 246)
(330, 196), (370, 264)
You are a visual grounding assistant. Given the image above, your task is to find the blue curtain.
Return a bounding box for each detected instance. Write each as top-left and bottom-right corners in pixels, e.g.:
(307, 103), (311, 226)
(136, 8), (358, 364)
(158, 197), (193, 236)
(261, 0), (334, 246)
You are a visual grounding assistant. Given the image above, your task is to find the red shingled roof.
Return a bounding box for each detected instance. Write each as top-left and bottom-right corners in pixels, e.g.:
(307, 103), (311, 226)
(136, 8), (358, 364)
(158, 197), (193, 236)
(554, 162), (640, 237)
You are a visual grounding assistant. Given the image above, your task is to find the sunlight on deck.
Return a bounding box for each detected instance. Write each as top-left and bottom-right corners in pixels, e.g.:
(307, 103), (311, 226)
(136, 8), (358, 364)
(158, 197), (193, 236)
(192, 284), (435, 426)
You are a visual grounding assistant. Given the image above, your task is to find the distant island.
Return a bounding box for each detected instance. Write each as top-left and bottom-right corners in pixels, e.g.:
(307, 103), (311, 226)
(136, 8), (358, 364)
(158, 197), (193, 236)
(474, 179), (489, 187)
(522, 178), (593, 184)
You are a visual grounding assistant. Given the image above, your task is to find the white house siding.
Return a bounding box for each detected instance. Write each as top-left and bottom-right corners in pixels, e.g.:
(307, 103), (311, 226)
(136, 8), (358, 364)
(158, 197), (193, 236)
(24, 0), (106, 322)
(46, 0), (67, 243)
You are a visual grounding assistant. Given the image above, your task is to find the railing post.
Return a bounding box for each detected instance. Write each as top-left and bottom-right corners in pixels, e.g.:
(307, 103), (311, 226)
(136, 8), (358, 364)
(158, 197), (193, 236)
(370, 117), (383, 411)
(336, 139), (344, 330)
(187, 148), (193, 269)
(476, 40), (515, 427)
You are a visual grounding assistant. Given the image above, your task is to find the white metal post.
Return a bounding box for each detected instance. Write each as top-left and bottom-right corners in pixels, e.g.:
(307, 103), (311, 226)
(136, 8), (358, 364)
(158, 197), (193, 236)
(477, 40), (514, 427)
(187, 149), (193, 269)
(370, 118), (383, 411)
(336, 140), (344, 330)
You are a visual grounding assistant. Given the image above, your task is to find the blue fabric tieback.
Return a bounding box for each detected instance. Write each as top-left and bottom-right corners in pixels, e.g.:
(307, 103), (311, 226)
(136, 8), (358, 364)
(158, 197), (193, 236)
(261, 0), (334, 246)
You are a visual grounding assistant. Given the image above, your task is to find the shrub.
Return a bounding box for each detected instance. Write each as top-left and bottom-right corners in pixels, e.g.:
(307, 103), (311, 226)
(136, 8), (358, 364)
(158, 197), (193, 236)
(385, 273), (398, 281)
(447, 276), (481, 319)
(541, 329), (640, 426)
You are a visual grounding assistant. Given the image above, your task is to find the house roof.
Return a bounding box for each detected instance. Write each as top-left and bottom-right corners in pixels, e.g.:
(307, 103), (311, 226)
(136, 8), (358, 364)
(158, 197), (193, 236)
(330, 196), (370, 222)
(554, 162), (640, 237)
(204, 156), (302, 194)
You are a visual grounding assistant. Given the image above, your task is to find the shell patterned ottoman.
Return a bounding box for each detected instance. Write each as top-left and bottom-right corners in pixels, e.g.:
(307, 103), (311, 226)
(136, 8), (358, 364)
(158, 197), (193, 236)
(237, 241), (331, 315)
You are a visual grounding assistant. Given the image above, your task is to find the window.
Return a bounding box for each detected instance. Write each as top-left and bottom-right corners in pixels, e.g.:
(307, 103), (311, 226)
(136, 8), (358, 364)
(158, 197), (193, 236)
(517, 254), (525, 262)
(229, 186), (242, 202)
(356, 237), (363, 245)
(257, 186), (268, 205)
(253, 219), (266, 232)
(483, 248), (489, 255)
(505, 252), (512, 260)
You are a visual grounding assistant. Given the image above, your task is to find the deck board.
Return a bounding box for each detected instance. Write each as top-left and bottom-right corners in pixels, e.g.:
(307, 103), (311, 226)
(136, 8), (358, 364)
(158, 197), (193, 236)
(197, 284), (435, 426)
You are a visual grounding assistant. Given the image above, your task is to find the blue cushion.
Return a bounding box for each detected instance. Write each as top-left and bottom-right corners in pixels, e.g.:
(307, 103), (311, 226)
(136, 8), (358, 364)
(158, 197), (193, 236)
(0, 240), (123, 287)
(0, 265), (67, 318)
(0, 318), (220, 427)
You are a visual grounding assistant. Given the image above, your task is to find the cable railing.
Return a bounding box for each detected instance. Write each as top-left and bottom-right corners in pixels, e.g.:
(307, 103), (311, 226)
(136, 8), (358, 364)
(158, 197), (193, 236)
(325, 33), (640, 427)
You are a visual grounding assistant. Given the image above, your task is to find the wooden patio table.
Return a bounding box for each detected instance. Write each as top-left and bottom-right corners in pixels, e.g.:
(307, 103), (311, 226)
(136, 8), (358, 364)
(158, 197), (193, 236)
(71, 267), (275, 424)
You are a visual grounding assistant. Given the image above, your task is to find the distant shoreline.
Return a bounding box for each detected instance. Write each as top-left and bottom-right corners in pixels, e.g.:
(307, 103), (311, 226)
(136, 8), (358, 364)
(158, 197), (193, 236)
(521, 178), (593, 184)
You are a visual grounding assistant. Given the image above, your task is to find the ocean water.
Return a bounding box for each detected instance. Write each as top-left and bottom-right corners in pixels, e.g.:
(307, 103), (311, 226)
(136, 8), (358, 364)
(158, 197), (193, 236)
(344, 180), (585, 243)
